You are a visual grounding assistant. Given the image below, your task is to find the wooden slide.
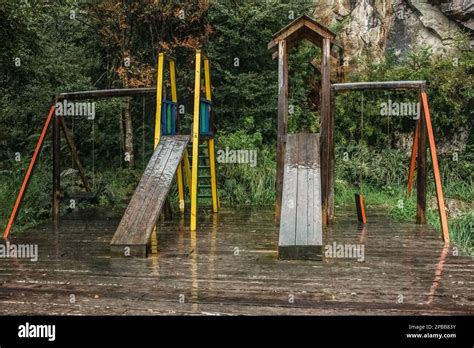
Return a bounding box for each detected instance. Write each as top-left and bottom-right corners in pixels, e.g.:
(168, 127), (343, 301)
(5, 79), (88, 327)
(279, 133), (323, 260)
(110, 135), (190, 257)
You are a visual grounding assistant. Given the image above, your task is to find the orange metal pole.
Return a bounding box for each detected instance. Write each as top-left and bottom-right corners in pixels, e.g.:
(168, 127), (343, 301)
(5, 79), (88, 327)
(420, 92), (449, 243)
(355, 193), (367, 224)
(3, 105), (56, 239)
(407, 119), (419, 195)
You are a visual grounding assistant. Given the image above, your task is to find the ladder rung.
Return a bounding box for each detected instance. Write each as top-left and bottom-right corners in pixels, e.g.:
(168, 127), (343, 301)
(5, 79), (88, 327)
(188, 166), (210, 170)
(199, 184), (212, 189)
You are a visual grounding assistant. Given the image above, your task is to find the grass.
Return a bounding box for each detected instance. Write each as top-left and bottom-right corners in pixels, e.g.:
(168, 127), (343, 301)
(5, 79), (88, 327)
(335, 179), (474, 255)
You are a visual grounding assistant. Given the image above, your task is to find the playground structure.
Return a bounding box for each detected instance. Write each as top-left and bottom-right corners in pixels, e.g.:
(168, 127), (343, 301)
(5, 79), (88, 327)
(3, 15), (449, 262)
(110, 51), (219, 256)
(1, 13), (471, 319)
(3, 51), (219, 256)
(268, 15), (449, 259)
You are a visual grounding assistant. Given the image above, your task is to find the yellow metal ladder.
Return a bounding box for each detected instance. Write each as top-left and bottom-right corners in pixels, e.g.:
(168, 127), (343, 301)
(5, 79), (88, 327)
(190, 50), (219, 231)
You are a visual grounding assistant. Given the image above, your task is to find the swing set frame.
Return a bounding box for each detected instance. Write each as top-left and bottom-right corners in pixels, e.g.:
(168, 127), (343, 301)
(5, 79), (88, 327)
(3, 87), (158, 239)
(4, 50), (220, 239)
(331, 81), (449, 243)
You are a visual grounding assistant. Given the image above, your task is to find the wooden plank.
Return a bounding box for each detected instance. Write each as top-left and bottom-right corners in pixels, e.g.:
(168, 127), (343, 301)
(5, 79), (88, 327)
(307, 135), (315, 245)
(280, 133), (322, 260)
(110, 141), (171, 256)
(112, 136), (168, 242)
(295, 133), (308, 246)
(407, 119), (419, 195)
(421, 92), (449, 243)
(307, 134), (322, 246)
(416, 94), (427, 225)
(58, 116), (91, 192)
(110, 135), (190, 256)
(135, 143), (176, 232)
(279, 134), (298, 247)
(111, 137), (180, 256)
(3, 105), (55, 239)
(136, 138), (189, 243)
(332, 81), (426, 92)
(310, 169), (323, 247)
(275, 40), (288, 222)
(119, 137), (176, 243)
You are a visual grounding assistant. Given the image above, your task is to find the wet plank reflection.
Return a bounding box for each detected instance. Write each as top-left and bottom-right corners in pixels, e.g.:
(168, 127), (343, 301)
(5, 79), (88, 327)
(0, 207), (472, 315)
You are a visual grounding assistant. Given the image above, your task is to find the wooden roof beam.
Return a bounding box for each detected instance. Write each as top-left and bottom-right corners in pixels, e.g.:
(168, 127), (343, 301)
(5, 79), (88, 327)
(271, 39), (342, 60)
(268, 15), (336, 52)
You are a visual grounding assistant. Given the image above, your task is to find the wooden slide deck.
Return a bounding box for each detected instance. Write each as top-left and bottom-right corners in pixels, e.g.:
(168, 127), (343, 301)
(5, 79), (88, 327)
(110, 135), (190, 257)
(279, 133), (323, 260)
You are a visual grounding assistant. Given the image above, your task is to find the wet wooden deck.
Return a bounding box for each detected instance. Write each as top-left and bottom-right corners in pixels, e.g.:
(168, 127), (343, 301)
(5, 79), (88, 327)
(0, 207), (472, 315)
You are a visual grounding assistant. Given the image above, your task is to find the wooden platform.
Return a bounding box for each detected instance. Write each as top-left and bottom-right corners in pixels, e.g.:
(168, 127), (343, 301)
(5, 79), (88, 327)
(1, 207), (472, 315)
(279, 133), (322, 260)
(110, 135), (190, 257)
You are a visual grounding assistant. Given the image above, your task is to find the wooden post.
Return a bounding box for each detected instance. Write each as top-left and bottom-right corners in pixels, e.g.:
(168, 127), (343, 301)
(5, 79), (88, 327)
(328, 84), (335, 223)
(52, 110), (61, 222)
(275, 40), (288, 223)
(416, 92), (427, 224)
(320, 38), (331, 226)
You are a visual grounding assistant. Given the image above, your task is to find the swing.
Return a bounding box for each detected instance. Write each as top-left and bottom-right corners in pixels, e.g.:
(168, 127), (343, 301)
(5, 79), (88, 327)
(64, 116), (98, 202)
(56, 112), (97, 202)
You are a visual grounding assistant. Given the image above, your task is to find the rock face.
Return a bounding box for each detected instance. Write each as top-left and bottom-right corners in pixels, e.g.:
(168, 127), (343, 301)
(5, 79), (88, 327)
(310, 0), (472, 64)
(430, 0), (474, 31)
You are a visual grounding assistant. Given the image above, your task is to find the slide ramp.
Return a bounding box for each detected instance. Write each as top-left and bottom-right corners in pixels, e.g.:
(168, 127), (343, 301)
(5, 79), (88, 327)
(279, 133), (323, 260)
(110, 135), (190, 257)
